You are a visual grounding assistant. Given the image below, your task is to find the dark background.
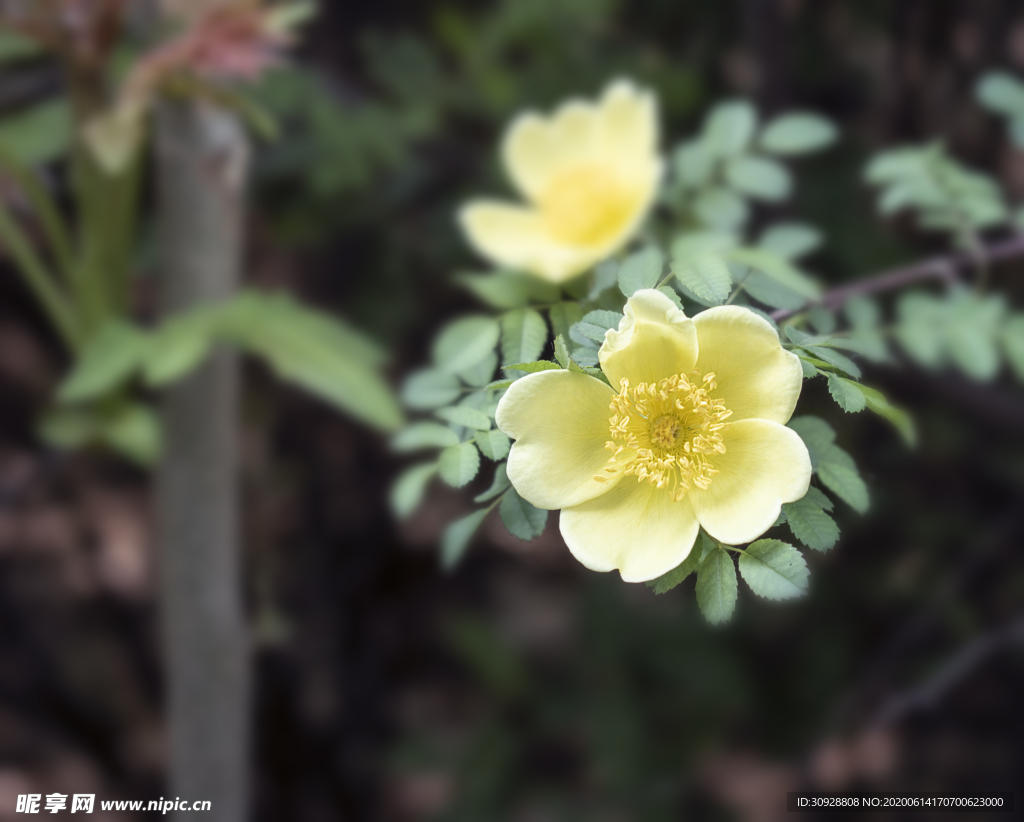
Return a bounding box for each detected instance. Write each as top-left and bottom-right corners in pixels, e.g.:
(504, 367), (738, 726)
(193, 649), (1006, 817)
(2, 1), (1024, 819)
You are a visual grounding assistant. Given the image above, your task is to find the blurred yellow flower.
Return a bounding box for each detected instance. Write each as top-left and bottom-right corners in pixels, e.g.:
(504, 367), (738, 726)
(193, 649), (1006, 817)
(460, 80), (662, 283)
(495, 290), (811, 582)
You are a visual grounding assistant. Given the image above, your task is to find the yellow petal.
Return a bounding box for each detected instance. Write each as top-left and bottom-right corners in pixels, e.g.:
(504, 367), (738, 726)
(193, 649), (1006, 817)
(496, 369), (619, 509)
(692, 306), (804, 424)
(559, 480), (701, 582)
(597, 79), (658, 165)
(599, 288), (699, 389)
(458, 200), (594, 283)
(689, 418), (811, 545)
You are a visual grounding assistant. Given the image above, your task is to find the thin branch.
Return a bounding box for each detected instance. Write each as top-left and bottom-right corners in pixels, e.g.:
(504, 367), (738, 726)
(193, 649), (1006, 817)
(771, 234), (1024, 322)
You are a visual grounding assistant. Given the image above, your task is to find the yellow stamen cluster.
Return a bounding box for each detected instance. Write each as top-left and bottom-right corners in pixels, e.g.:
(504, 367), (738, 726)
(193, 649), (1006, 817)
(596, 372), (732, 501)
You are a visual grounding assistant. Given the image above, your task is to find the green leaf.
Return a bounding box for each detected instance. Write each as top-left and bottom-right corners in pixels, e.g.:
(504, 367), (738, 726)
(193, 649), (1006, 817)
(783, 497), (839, 552)
(503, 360), (560, 374)
(575, 310), (622, 342)
(738, 540), (809, 599)
(391, 422), (460, 452)
(432, 316), (501, 374)
(475, 462), (511, 503)
(800, 358), (820, 379)
(672, 252), (732, 305)
(696, 547), (738, 624)
(98, 403), (161, 467)
(694, 187), (748, 229)
(804, 486), (835, 512)
(704, 99), (757, 156)
(671, 231), (738, 261)
(658, 285), (684, 310)
(554, 335), (571, 368)
(617, 246), (665, 297)
(58, 321), (149, 404)
(438, 441), (481, 487)
(808, 306), (837, 335)
(218, 293), (402, 430)
(742, 271), (807, 311)
(727, 247), (820, 299)
(435, 405), (491, 431)
(798, 345), (861, 379)
(646, 536), (703, 594)
(459, 271), (560, 309)
(548, 301), (584, 342)
(945, 292), (1005, 381)
(390, 463), (437, 519)
(817, 444), (869, 513)
(846, 296), (881, 330)
(457, 352), (497, 387)
(144, 309), (217, 387)
(788, 415), (836, 472)
(0, 100), (72, 166)
(402, 369), (462, 409)
(499, 487), (548, 541)
(895, 291), (946, 369)
(827, 374), (867, 413)
(976, 72), (1024, 118)
(673, 140), (714, 187)
(759, 113), (837, 155)
(758, 223), (822, 260)
(854, 384), (917, 446)
(500, 307), (547, 366)
(725, 155), (792, 201)
(441, 507), (490, 570)
(476, 429), (511, 460)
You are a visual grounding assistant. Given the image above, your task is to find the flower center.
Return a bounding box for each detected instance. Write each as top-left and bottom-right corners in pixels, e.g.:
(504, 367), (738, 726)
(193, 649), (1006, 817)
(596, 372), (732, 502)
(538, 165), (633, 246)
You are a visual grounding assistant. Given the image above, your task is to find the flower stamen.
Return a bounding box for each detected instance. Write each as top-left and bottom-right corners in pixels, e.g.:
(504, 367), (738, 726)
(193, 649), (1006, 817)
(595, 373), (732, 501)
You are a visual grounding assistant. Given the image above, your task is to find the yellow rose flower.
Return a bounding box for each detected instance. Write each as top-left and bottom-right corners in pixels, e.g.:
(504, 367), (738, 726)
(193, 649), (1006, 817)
(459, 80), (662, 283)
(495, 289), (812, 582)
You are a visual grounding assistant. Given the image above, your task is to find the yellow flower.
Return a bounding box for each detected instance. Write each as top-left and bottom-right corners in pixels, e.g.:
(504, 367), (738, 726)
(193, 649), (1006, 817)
(495, 289), (812, 582)
(459, 80), (662, 283)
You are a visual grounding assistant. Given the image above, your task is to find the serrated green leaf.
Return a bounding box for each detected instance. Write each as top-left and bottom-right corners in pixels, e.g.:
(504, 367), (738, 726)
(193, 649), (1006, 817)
(783, 497), (839, 552)
(500, 307), (547, 366)
(439, 441), (481, 487)
(499, 487), (548, 541)
(742, 271), (807, 311)
(390, 463), (437, 519)
(799, 345), (861, 379)
(458, 352), (498, 387)
(646, 535), (703, 594)
(895, 291), (946, 369)
(817, 444), (869, 513)
(392, 422), (460, 452)
(441, 507), (490, 570)
(759, 113), (837, 155)
(58, 321), (149, 404)
(804, 486), (834, 512)
(945, 292), (1005, 381)
(617, 246), (665, 297)
(402, 369), (462, 409)
(548, 301), (584, 343)
(854, 384), (917, 446)
(436, 405), (491, 431)
(672, 252), (732, 305)
(827, 374), (867, 413)
(808, 306), (837, 335)
(800, 358), (820, 379)
(658, 285), (684, 310)
(476, 429), (511, 460)
(554, 335), (571, 368)
(726, 247), (819, 298)
(696, 547), (738, 624)
(788, 415), (836, 471)
(738, 540), (809, 599)
(758, 223), (822, 260)
(504, 360), (560, 374)
(432, 316), (500, 374)
(671, 231), (738, 262)
(475, 462), (511, 503)
(725, 155), (792, 201)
